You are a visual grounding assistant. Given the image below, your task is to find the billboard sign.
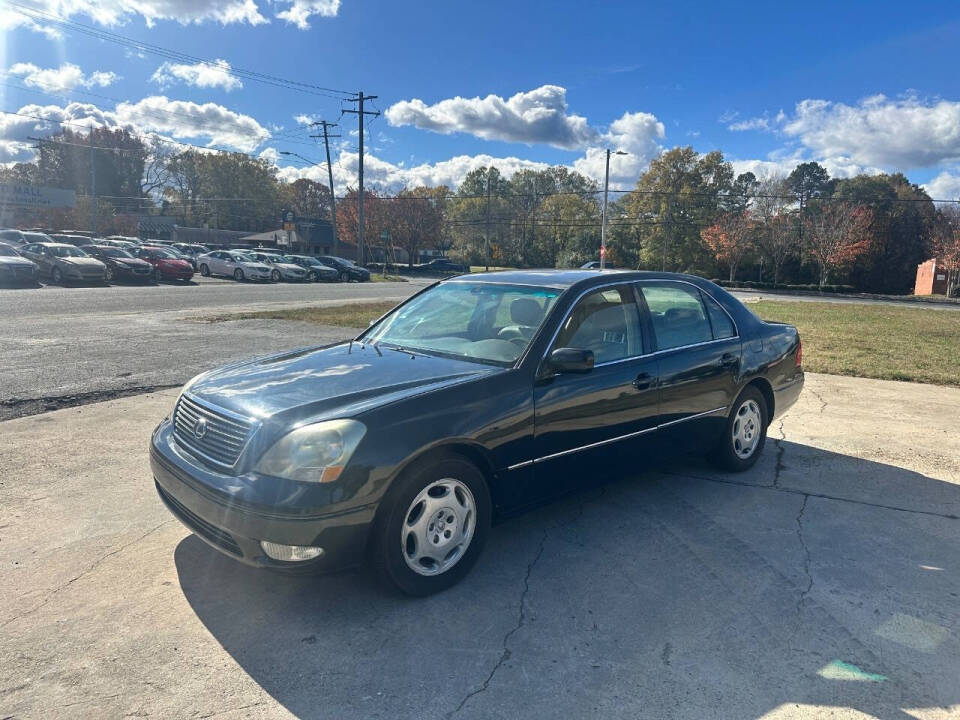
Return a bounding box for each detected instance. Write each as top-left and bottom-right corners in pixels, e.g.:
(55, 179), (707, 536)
(0, 184), (76, 209)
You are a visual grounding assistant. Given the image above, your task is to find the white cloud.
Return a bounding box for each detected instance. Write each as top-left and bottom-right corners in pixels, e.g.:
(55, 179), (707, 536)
(0, 96), (270, 166)
(923, 171), (960, 201)
(572, 111), (665, 189)
(7, 62), (118, 92)
(386, 85), (598, 150)
(275, 0), (340, 28)
(151, 59), (242, 91)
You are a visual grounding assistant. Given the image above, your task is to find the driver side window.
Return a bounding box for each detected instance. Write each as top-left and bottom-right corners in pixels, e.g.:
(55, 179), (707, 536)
(553, 285), (644, 364)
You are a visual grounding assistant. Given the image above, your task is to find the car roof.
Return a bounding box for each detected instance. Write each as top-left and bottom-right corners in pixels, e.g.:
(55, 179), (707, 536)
(443, 269), (716, 291)
(35, 242), (75, 248)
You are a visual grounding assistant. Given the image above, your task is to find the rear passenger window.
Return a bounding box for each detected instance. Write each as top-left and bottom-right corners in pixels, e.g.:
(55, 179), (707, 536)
(703, 293), (736, 339)
(641, 283), (713, 350)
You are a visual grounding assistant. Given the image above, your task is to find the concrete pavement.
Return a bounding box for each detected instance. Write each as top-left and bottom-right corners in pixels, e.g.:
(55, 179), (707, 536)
(1, 373), (958, 719)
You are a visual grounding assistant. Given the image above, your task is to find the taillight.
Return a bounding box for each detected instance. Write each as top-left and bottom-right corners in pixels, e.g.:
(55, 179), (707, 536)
(795, 339), (803, 367)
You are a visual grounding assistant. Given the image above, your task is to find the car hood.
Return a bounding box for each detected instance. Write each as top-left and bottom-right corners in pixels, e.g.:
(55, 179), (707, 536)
(0, 255), (33, 266)
(115, 257), (152, 268)
(59, 257), (104, 268)
(275, 263), (305, 273)
(241, 262), (271, 271)
(187, 342), (503, 421)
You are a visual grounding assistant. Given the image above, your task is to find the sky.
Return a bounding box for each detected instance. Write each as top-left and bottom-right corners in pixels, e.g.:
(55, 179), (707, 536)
(2, 0), (960, 198)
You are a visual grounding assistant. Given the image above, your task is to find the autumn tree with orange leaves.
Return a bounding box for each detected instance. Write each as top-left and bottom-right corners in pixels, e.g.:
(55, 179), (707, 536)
(700, 211), (756, 281)
(933, 209), (960, 297)
(802, 202), (872, 290)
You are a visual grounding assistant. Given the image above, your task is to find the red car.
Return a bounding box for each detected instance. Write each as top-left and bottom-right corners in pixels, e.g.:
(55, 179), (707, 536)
(136, 246), (195, 282)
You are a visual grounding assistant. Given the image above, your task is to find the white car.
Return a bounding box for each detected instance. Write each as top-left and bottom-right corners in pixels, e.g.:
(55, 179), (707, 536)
(197, 250), (274, 282)
(248, 251), (308, 282)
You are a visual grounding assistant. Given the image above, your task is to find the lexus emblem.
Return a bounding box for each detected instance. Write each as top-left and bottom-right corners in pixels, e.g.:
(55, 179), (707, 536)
(194, 417), (208, 439)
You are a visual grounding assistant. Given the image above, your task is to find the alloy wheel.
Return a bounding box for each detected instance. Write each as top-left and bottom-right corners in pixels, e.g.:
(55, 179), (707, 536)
(401, 478), (476, 577)
(732, 399), (762, 459)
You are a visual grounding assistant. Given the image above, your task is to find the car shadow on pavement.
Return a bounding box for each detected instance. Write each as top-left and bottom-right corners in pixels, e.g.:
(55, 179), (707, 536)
(174, 442), (959, 720)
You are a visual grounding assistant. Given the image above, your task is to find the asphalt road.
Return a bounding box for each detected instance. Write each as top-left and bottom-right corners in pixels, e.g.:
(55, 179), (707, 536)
(2, 373), (957, 719)
(0, 276), (430, 416)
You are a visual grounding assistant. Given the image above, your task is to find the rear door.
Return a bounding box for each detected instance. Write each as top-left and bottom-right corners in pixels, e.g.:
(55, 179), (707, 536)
(531, 283), (659, 497)
(638, 281), (741, 438)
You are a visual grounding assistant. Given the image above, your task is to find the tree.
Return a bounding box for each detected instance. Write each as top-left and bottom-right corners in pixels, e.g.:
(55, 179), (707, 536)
(803, 202), (872, 289)
(933, 207), (960, 297)
(389, 186), (447, 266)
(624, 147), (738, 272)
(281, 178), (331, 220)
(751, 176), (796, 286)
(787, 162), (832, 208)
(701, 211), (755, 281)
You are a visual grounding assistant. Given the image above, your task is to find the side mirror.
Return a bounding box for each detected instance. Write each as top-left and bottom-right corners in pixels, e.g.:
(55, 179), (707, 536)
(545, 347), (595, 375)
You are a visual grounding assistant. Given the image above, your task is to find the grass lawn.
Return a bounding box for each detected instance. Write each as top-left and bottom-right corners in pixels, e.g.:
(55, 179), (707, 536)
(750, 300), (960, 387)
(207, 298), (960, 387)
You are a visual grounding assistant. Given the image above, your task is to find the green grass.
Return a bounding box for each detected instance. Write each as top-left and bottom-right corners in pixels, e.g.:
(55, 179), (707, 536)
(750, 300), (960, 387)
(206, 298), (960, 387)
(205, 301), (398, 328)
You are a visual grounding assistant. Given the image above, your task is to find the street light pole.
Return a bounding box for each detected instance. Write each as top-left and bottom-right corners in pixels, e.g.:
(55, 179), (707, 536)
(600, 149), (627, 270)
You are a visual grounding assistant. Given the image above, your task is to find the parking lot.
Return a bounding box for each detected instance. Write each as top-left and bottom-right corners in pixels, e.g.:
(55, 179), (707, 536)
(1, 372), (958, 719)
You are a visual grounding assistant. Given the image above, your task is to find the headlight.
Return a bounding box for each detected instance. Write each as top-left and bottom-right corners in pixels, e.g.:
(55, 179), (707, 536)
(255, 419), (366, 484)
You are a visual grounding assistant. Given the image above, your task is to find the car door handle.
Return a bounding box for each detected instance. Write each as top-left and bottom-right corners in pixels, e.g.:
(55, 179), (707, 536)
(633, 372), (654, 391)
(720, 352), (739, 368)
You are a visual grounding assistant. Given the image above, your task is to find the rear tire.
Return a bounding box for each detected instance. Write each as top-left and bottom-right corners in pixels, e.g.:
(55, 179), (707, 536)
(52, 267), (64, 285)
(234, 268), (245, 281)
(154, 267), (163, 283)
(339, 271), (349, 283)
(371, 453), (491, 596)
(200, 263), (210, 277)
(271, 269), (281, 282)
(710, 386), (768, 472)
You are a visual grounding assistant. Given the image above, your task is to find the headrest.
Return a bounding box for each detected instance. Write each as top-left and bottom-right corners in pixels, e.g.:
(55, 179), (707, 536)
(511, 298), (543, 326)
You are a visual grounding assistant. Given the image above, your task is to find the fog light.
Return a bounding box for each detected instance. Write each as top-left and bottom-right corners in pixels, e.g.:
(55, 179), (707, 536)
(260, 541), (324, 562)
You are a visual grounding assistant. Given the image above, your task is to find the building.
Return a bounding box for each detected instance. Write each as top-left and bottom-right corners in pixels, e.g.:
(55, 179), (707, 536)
(914, 258), (949, 295)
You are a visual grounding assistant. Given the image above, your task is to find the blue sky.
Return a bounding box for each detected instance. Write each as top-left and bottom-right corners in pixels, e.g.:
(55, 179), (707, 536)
(2, 0), (960, 197)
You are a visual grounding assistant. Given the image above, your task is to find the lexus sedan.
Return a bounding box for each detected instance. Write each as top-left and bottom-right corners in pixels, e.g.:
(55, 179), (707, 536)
(136, 246), (195, 282)
(151, 270), (803, 596)
(248, 251), (308, 282)
(197, 250), (273, 282)
(283, 255), (339, 282)
(19, 242), (106, 285)
(0, 242), (39, 286)
(316, 255), (370, 282)
(83, 245), (155, 283)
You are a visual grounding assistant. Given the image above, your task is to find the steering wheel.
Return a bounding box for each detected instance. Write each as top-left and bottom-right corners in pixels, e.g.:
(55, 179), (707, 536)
(498, 326), (524, 341)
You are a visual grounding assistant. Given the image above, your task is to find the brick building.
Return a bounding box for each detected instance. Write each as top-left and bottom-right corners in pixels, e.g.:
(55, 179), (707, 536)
(914, 259), (949, 295)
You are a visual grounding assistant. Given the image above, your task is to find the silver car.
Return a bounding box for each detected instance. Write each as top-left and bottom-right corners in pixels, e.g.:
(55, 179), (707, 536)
(248, 252), (308, 282)
(197, 250), (274, 282)
(19, 242), (107, 285)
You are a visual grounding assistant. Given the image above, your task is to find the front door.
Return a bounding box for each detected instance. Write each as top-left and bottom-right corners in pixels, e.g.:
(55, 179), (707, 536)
(532, 284), (659, 497)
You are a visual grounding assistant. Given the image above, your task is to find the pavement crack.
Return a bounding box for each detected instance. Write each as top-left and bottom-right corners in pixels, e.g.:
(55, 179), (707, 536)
(448, 530), (548, 718)
(1, 520), (174, 629)
(807, 386), (828, 415)
(772, 419), (786, 489)
(794, 494), (814, 617)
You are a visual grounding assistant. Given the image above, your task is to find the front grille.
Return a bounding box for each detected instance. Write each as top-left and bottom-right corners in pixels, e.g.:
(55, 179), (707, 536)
(173, 394), (253, 468)
(13, 267), (34, 279)
(156, 482), (242, 556)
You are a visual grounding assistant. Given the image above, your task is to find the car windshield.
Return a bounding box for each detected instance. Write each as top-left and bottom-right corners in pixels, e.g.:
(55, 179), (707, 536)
(233, 253), (257, 262)
(49, 246), (89, 257)
(0, 244), (17, 256)
(101, 248), (134, 258)
(146, 248), (178, 259)
(362, 282), (561, 365)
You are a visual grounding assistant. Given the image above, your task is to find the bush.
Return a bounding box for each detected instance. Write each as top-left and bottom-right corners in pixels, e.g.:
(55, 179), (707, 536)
(711, 279), (857, 294)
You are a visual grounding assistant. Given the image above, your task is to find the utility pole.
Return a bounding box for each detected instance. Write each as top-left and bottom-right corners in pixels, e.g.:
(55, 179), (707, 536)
(90, 131), (97, 236)
(600, 149), (627, 270)
(309, 120), (341, 255)
(343, 92), (379, 266)
(484, 169), (492, 272)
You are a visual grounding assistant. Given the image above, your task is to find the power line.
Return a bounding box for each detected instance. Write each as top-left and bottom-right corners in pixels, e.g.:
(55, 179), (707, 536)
(3, 1), (353, 100)
(342, 92), (379, 264)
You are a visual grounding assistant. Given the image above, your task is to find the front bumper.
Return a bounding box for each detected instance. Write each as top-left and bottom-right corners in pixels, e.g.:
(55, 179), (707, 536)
(150, 419), (375, 572)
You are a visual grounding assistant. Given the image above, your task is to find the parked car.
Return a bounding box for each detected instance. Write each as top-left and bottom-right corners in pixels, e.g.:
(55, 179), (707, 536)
(247, 251), (309, 282)
(283, 255), (339, 282)
(135, 246), (195, 282)
(51, 233), (95, 247)
(97, 238), (140, 251)
(0, 229), (27, 247)
(316, 255), (371, 282)
(19, 242), (106, 285)
(83, 245), (155, 283)
(0, 241), (39, 286)
(580, 261), (620, 269)
(197, 250), (273, 282)
(19, 231), (55, 247)
(150, 270), (803, 596)
(417, 258), (469, 274)
(171, 243), (210, 262)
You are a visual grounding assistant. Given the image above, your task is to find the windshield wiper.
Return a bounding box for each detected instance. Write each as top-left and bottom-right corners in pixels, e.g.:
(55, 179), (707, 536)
(384, 344), (431, 358)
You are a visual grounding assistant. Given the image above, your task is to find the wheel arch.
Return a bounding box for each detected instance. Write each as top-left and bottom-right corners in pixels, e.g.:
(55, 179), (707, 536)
(743, 376), (775, 424)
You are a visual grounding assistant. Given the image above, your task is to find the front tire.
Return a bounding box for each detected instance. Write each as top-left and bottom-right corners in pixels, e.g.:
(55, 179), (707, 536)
(200, 263), (210, 277)
(154, 267), (163, 283)
(52, 267), (64, 285)
(307, 271), (318, 282)
(711, 386), (768, 471)
(339, 271), (349, 283)
(271, 269), (281, 282)
(234, 268), (245, 281)
(371, 453), (491, 596)
(105, 266), (115, 282)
